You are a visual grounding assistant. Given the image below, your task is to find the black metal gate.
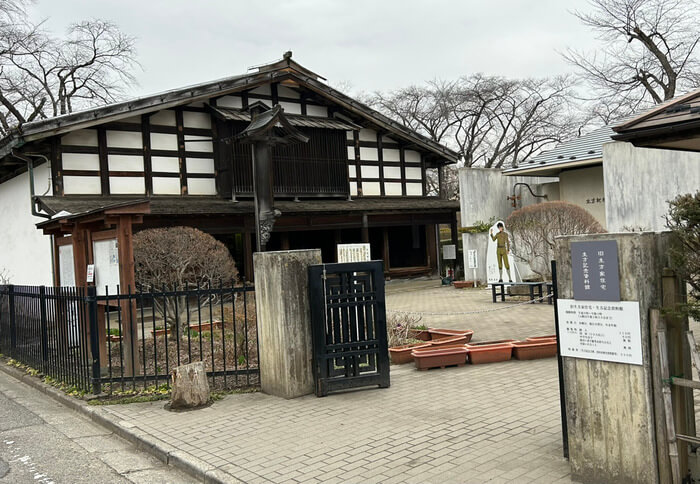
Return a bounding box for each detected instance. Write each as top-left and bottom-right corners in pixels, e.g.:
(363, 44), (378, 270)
(308, 261), (390, 397)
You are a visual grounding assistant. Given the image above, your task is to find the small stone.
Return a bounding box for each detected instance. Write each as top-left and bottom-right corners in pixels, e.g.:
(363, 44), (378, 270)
(170, 361), (210, 410)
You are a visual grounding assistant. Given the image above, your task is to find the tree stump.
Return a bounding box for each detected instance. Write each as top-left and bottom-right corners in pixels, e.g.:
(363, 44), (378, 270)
(170, 361), (210, 410)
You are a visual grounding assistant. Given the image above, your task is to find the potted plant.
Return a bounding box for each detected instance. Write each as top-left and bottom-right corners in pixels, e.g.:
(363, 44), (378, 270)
(411, 346), (468, 370)
(106, 328), (122, 342)
(512, 340), (557, 360)
(407, 325), (431, 341)
(466, 342), (514, 364)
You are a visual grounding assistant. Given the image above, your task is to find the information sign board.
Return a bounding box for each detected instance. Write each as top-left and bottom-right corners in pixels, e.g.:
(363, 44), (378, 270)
(337, 243), (371, 263)
(442, 244), (456, 260)
(557, 299), (642, 365)
(467, 249), (478, 269)
(571, 240), (621, 301)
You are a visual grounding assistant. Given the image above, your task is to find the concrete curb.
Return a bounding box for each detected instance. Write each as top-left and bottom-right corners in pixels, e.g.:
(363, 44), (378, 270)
(0, 362), (242, 484)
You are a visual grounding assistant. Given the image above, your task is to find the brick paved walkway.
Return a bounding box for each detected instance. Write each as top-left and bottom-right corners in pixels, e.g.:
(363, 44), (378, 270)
(99, 279), (572, 483)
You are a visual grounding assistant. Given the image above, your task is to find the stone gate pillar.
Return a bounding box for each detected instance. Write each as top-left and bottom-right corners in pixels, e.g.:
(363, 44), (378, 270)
(254, 249), (321, 398)
(555, 232), (691, 484)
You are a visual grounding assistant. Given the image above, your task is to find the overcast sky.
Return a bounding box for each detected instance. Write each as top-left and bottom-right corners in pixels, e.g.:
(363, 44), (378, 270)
(30, 0), (597, 98)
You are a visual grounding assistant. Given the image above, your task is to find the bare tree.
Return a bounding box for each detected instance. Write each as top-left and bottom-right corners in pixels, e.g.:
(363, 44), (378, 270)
(506, 201), (606, 279)
(370, 74), (578, 173)
(565, 0), (700, 120)
(134, 227), (239, 335)
(0, 2), (138, 135)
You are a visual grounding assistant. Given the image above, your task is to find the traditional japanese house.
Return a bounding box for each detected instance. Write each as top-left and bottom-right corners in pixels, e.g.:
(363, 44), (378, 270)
(0, 52), (459, 285)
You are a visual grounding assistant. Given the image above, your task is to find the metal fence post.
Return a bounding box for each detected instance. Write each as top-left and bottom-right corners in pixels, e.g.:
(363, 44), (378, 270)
(551, 260), (569, 459)
(86, 286), (101, 395)
(8, 284), (15, 354)
(39, 286), (48, 363)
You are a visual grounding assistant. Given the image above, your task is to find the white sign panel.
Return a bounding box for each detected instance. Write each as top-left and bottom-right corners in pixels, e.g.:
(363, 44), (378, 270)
(93, 239), (120, 295)
(442, 244), (456, 260)
(467, 249), (478, 269)
(337, 243), (371, 263)
(86, 264), (95, 283)
(557, 299), (643, 365)
(58, 244), (75, 286)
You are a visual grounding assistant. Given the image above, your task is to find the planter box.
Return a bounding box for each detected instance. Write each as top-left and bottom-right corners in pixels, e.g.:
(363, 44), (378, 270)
(407, 328), (431, 341)
(151, 328), (171, 338)
(525, 335), (557, 342)
(412, 347), (468, 370)
(107, 334), (122, 342)
(468, 339), (516, 346)
(188, 320), (222, 332)
(466, 342), (514, 364)
(453, 280), (475, 289)
(389, 342), (432, 364)
(430, 335), (469, 347)
(428, 328), (474, 343)
(512, 341), (557, 360)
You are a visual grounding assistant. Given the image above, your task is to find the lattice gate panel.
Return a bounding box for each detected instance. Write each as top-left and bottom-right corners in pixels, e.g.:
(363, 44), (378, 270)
(308, 261), (390, 397)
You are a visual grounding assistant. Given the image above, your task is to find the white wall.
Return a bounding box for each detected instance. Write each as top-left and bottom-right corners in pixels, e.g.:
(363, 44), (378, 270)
(559, 165), (606, 229)
(603, 141), (700, 232)
(458, 167), (558, 227)
(0, 164), (54, 285)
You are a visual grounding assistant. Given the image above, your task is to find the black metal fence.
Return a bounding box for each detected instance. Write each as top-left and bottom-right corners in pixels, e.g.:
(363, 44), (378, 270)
(0, 283), (258, 395)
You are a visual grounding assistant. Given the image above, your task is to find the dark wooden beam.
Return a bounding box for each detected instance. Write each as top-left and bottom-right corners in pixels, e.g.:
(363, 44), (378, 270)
(377, 131), (385, 196)
(50, 137), (64, 196)
(141, 113), (153, 195)
(175, 108), (187, 195)
(97, 127), (110, 195)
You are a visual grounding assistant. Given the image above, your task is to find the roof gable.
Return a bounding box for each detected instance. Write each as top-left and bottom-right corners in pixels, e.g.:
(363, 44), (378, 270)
(0, 53), (458, 164)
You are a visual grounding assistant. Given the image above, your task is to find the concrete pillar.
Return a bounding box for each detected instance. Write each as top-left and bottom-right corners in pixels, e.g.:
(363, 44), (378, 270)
(555, 232), (689, 484)
(253, 249), (321, 398)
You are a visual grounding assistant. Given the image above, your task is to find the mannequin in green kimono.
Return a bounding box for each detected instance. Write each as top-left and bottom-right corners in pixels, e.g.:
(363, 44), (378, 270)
(490, 222), (512, 283)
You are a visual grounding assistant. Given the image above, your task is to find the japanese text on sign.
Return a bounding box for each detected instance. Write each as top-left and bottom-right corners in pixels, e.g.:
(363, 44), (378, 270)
(337, 244), (371, 263)
(557, 299), (642, 365)
(571, 240), (621, 301)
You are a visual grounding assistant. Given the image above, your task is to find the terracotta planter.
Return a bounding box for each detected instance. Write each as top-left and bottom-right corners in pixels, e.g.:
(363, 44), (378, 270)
(468, 339), (516, 346)
(430, 335), (469, 347)
(453, 280), (475, 289)
(407, 328), (431, 341)
(412, 346), (468, 370)
(466, 342), (514, 364)
(151, 328), (170, 338)
(107, 334), (122, 342)
(428, 328), (474, 343)
(512, 341), (557, 360)
(188, 320), (222, 332)
(525, 335), (557, 342)
(389, 342), (432, 364)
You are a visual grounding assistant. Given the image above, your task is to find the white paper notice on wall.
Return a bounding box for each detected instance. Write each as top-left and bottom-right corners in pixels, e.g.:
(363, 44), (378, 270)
(337, 244), (371, 263)
(442, 244), (456, 260)
(93, 239), (120, 296)
(557, 299), (642, 365)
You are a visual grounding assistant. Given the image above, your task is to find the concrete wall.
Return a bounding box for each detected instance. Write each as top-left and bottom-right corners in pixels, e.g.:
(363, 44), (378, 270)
(559, 165), (606, 229)
(604, 141), (700, 232)
(555, 232), (672, 484)
(0, 164), (54, 285)
(458, 167), (558, 227)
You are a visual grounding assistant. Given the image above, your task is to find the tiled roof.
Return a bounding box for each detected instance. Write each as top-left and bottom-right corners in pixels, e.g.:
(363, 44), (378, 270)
(503, 125), (613, 175)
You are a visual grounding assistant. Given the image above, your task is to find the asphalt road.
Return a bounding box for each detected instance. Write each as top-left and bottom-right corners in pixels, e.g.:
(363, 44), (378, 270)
(0, 370), (196, 484)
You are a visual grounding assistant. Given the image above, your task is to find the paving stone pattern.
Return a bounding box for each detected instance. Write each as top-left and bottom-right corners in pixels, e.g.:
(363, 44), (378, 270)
(101, 280), (573, 483)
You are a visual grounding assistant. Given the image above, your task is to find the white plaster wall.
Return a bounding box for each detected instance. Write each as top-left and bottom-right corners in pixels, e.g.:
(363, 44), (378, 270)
(558, 165), (606, 229)
(0, 164), (54, 285)
(604, 141), (700, 232)
(458, 167), (558, 227)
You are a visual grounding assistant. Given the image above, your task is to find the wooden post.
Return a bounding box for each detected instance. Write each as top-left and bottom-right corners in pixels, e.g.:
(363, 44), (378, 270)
(662, 267), (692, 477)
(117, 216), (140, 376)
(280, 232), (290, 251)
(382, 228), (390, 273)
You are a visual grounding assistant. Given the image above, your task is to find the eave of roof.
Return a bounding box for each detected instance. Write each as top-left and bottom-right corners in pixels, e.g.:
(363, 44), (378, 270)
(36, 196), (460, 222)
(613, 88), (700, 133)
(502, 157), (602, 176)
(1, 56), (459, 164)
